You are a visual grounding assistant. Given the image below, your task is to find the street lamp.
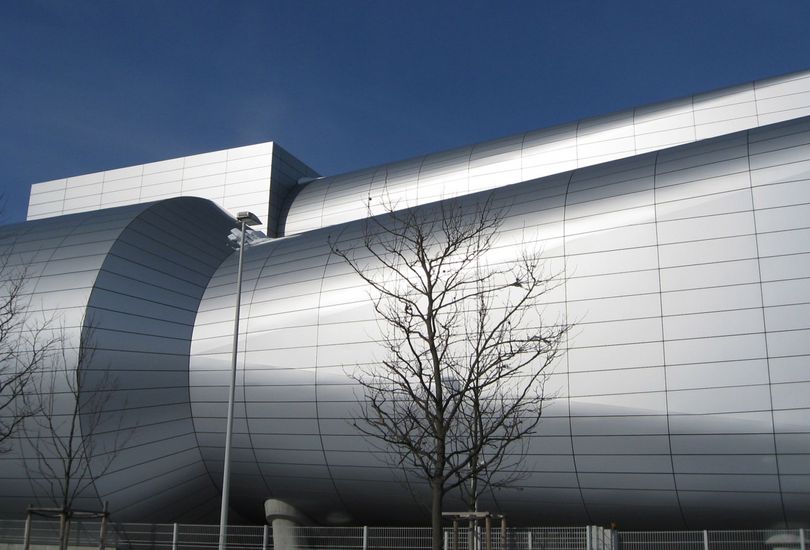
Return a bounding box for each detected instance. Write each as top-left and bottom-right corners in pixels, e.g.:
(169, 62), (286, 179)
(218, 211), (262, 550)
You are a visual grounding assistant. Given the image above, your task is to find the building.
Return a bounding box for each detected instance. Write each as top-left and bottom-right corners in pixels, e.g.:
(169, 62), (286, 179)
(2, 69), (810, 528)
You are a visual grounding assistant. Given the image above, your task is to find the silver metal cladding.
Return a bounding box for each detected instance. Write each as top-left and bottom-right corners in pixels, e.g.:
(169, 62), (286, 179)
(4, 70), (810, 528)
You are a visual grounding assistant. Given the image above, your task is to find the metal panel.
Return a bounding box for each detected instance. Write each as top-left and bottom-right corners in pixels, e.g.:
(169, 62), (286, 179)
(9, 75), (810, 529)
(283, 70), (810, 235)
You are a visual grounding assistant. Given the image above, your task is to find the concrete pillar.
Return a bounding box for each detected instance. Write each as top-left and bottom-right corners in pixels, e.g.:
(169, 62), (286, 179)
(264, 499), (311, 550)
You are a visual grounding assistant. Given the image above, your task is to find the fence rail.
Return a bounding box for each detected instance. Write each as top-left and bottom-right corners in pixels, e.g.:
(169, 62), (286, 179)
(0, 520), (805, 550)
(617, 530), (806, 550)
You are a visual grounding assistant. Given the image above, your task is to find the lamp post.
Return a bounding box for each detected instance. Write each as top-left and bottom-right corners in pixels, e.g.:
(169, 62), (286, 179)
(218, 211), (262, 550)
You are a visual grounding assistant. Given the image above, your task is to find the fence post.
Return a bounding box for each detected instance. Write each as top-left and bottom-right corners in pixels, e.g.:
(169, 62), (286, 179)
(445, 530), (449, 550)
(59, 510), (67, 550)
(801, 529), (806, 550)
(23, 507), (32, 550)
(172, 522), (179, 550)
(586, 526), (591, 550)
(263, 524), (269, 550)
(703, 530), (709, 550)
(363, 525), (368, 550)
(528, 531), (533, 550)
(98, 500), (109, 550)
(485, 516), (491, 550)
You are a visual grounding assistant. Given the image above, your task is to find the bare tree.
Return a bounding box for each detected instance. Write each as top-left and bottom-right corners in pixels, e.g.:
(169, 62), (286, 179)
(0, 261), (57, 451)
(25, 321), (129, 550)
(0, 197), (56, 449)
(330, 196), (568, 550)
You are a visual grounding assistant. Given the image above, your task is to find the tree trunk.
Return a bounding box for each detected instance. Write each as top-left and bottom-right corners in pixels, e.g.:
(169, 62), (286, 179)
(469, 470), (478, 512)
(58, 512), (65, 550)
(64, 518), (72, 550)
(58, 511), (69, 550)
(431, 479), (444, 550)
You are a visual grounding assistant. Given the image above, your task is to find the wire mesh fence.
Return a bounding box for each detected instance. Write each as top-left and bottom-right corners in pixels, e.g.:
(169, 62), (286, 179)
(109, 523), (269, 550)
(496, 527), (587, 550)
(365, 527), (432, 550)
(616, 530), (807, 550)
(291, 526), (365, 550)
(618, 530), (705, 550)
(0, 519), (805, 550)
(0, 518), (111, 549)
(0, 520), (26, 546)
(710, 530), (804, 550)
(111, 523), (176, 550)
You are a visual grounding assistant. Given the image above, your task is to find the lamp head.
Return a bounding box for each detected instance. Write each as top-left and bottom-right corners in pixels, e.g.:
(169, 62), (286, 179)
(236, 211), (262, 226)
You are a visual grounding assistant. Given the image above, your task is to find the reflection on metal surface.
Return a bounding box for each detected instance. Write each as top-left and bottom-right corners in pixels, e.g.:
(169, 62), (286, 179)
(26, 143), (318, 238)
(284, 70), (810, 235)
(3, 73), (810, 529)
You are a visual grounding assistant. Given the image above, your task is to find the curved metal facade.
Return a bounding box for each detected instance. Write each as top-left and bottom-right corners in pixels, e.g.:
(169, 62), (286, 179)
(283, 69), (810, 236)
(2, 72), (810, 529)
(189, 117), (810, 528)
(0, 198), (237, 522)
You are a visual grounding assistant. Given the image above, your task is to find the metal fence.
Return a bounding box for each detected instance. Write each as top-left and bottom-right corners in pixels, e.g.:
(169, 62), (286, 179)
(617, 530), (807, 550)
(0, 523), (586, 550)
(0, 520), (806, 550)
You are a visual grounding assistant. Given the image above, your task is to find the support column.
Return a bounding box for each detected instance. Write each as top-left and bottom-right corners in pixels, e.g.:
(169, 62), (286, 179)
(264, 499), (311, 550)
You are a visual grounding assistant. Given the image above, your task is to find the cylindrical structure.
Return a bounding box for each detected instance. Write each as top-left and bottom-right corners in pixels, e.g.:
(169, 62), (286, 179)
(0, 197), (238, 522)
(190, 117), (810, 528)
(2, 116), (810, 528)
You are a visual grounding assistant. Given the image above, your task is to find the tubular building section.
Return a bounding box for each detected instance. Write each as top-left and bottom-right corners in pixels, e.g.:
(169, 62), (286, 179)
(2, 70), (810, 528)
(283, 70), (810, 235)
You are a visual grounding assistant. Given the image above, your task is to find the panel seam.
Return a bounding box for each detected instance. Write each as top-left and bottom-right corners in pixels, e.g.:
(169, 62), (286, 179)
(562, 161), (591, 523)
(652, 149), (689, 527)
(745, 127), (788, 525)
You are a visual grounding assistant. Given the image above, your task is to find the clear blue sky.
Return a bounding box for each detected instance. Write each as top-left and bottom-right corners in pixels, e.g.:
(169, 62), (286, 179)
(2, 1), (809, 225)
